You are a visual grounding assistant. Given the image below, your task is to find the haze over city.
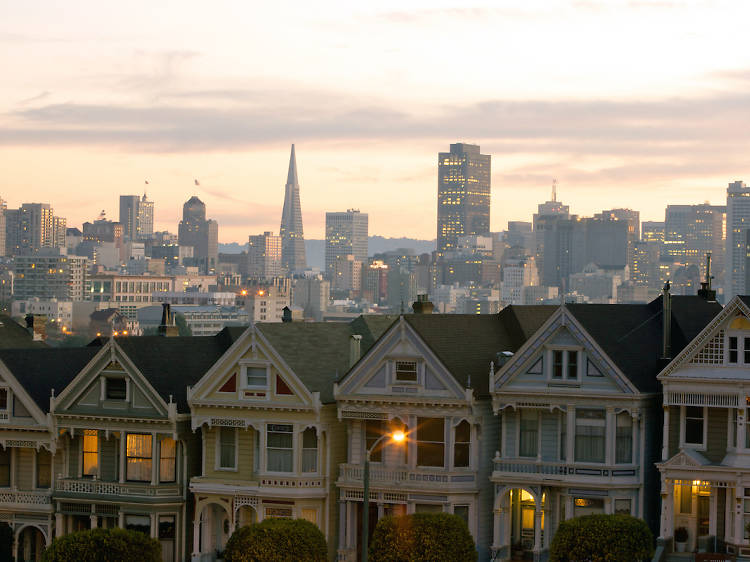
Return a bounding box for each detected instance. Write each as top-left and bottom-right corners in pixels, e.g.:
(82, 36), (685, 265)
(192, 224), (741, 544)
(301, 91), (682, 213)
(3, 0), (750, 242)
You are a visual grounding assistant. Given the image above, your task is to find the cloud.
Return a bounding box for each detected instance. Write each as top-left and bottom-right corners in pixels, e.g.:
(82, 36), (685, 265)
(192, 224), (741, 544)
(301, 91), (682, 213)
(17, 91), (51, 105)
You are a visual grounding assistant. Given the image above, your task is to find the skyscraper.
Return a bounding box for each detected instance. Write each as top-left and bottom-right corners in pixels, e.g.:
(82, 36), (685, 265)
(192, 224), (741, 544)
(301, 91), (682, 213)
(726, 180), (750, 300)
(664, 204), (725, 281)
(279, 144), (306, 272)
(246, 232), (282, 280)
(138, 193), (154, 239)
(120, 193), (154, 240)
(178, 196), (218, 274)
(325, 209), (368, 275)
(437, 143), (491, 257)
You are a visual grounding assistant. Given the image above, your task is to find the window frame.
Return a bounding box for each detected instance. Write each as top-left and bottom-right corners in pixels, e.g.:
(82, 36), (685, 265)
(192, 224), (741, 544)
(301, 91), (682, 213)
(266, 424), (294, 473)
(239, 362), (271, 401)
(81, 429), (99, 478)
(104, 377), (127, 401)
(125, 433), (153, 482)
(547, 348), (581, 382)
(680, 405), (708, 450)
(35, 449), (51, 489)
(518, 409), (539, 459)
(0, 387), (9, 412)
(416, 417), (446, 468)
(216, 427), (238, 471)
(453, 420), (471, 469)
(159, 437), (177, 483)
(301, 427), (318, 474)
(574, 408), (606, 464)
(394, 360), (419, 384)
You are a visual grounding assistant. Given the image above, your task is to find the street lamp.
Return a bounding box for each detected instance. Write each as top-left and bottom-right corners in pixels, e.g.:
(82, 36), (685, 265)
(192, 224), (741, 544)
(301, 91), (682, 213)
(362, 429), (406, 562)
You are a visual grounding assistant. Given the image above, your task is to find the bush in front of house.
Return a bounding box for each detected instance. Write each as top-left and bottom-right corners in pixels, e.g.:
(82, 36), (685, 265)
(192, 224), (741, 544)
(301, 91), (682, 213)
(549, 513), (653, 562)
(41, 527), (161, 562)
(369, 512), (477, 562)
(223, 518), (327, 562)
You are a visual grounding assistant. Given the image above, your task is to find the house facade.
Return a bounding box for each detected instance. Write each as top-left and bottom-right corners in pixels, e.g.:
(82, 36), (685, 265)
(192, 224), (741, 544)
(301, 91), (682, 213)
(490, 295), (721, 561)
(657, 295), (750, 557)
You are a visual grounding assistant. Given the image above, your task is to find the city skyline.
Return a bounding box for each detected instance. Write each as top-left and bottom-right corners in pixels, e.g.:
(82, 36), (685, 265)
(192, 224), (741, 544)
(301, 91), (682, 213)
(3, 2), (750, 242)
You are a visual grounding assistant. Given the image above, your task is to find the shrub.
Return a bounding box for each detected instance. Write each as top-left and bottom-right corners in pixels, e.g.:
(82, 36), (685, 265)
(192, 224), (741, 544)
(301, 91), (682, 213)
(369, 512), (476, 562)
(41, 527), (161, 562)
(549, 514), (653, 562)
(223, 518), (327, 562)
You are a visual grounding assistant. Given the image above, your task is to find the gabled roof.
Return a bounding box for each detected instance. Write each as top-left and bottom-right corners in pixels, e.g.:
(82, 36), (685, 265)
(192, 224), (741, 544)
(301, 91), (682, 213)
(565, 295), (721, 392)
(97, 327), (244, 412)
(0, 315), (47, 349)
(257, 316), (397, 403)
(403, 306), (558, 397)
(0, 347), (99, 412)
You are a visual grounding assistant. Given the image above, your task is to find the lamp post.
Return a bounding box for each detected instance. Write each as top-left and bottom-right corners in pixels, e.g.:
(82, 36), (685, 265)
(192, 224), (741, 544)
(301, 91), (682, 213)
(362, 429), (405, 562)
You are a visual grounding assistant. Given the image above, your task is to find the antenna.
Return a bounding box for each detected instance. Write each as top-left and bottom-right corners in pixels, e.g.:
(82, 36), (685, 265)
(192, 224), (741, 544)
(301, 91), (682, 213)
(552, 179), (558, 202)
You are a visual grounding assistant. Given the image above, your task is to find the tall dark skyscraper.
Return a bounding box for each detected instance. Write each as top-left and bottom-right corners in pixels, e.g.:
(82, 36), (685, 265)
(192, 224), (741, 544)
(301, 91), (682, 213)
(437, 143), (491, 257)
(279, 144), (306, 272)
(178, 195), (218, 273)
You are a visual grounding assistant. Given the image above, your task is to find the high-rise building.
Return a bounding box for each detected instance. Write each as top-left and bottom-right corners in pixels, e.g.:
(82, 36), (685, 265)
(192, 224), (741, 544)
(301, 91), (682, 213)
(178, 196), (218, 274)
(726, 181), (750, 300)
(279, 144), (306, 273)
(246, 232), (282, 280)
(663, 204), (725, 282)
(120, 193), (155, 240)
(325, 210), (368, 275)
(642, 222), (665, 243)
(437, 143), (491, 257)
(0, 198), (6, 258)
(13, 249), (88, 301)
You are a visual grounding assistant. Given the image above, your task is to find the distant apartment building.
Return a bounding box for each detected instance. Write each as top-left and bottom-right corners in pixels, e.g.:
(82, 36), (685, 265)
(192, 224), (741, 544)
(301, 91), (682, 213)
(331, 254), (362, 298)
(11, 298), (73, 330)
(246, 232), (282, 280)
(13, 249), (87, 301)
(87, 274), (172, 303)
(501, 256), (539, 305)
(119, 193), (154, 240)
(5, 203), (64, 256)
(292, 275), (330, 321)
(361, 260), (388, 305)
(437, 143), (491, 256)
(664, 204), (725, 283)
(244, 281), (291, 323)
(325, 210), (368, 275)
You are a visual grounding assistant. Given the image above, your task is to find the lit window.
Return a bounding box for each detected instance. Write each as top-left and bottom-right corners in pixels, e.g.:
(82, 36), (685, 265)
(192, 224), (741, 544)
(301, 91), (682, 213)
(83, 430), (99, 477)
(160, 437), (176, 482)
(126, 434), (152, 482)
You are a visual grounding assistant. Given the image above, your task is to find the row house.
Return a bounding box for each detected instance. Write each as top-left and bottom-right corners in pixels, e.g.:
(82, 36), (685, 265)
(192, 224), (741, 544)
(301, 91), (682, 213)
(657, 295), (750, 557)
(187, 316), (394, 562)
(489, 294), (720, 561)
(333, 308), (556, 561)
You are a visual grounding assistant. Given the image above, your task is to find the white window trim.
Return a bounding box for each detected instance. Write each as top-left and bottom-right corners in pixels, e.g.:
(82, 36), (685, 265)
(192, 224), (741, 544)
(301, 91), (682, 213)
(516, 409), (540, 459)
(0, 386), (10, 413)
(265, 423), (296, 475)
(239, 361), (271, 401)
(546, 347), (582, 383)
(573, 409), (607, 464)
(80, 430), (100, 478)
(613, 497), (633, 516)
(215, 427), (239, 472)
(300, 427), (319, 475)
(450, 419), (473, 470)
(679, 405), (708, 451)
(725, 332), (750, 365)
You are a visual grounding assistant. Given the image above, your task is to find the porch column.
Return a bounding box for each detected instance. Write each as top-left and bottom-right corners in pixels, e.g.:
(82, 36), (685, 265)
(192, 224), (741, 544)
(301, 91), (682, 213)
(89, 514), (98, 529)
(500, 411), (507, 456)
(119, 433), (126, 483)
(533, 506), (542, 553)
(55, 513), (63, 538)
(605, 407), (615, 465)
(338, 500), (346, 550)
(631, 414), (639, 465)
(662, 406), (669, 461)
(734, 487), (744, 546)
(566, 405), (575, 462)
(192, 518), (200, 557)
(151, 434), (158, 485)
(659, 477), (673, 539)
(709, 485), (717, 537)
(565, 495), (573, 520)
(738, 410), (746, 452)
(118, 511), (124, 529)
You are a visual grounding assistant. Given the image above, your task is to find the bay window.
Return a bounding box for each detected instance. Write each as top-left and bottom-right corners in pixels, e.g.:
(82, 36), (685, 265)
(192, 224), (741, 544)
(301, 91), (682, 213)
(615, 412), (633, 464)
(160, 437), (176, 482)
(218, 427), (236, 470)
(0, 448), (9, 487)
(126, 433), (152, 482)
(301, 428), (318, 473)
(82, 429), (99, 477)
(267, 424), (293, 472)
(684, 406), (704, 446)
(417, 417), (445, 467)
(453, 420), (470, 468)
(365, 420), (384, 463)
(575, 409), (605, 463)
(519, 410), (538, 458)
(37, 450), (51, 488)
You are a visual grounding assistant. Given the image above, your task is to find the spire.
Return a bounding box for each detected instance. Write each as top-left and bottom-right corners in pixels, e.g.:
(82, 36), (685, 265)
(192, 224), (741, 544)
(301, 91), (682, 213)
(287, 144), (299, 186)
(552, 178), (557, 202)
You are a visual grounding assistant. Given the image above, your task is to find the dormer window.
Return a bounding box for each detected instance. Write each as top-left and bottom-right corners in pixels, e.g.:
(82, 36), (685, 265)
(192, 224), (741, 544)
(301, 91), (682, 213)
(241, 365), (269, 399)
(395, 361), (418, 383)
(246, 367), (267, 388)
(550, 350), (579, 380)
(105, 378), (127, 400)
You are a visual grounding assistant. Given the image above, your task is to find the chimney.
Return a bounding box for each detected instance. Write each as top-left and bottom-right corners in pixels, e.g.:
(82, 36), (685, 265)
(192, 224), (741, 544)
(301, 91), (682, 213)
(349, 334), (362, 368)
(282, 307), (292, 323)
(662, 281), (672, 360)
(697, 252), (717, 301)
(158, 303), (179, 337)
(25, 314), (46, 342)
(412, 294), (434, 314)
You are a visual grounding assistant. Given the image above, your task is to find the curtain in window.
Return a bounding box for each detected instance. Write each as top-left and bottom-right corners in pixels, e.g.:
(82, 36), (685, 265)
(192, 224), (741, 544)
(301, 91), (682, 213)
(219, 428), (236, 469)
(365, 420), (384, 462)
(37, 450), (51, 488)
(301, 428), (317, 473)
(267, 425), (293, 472)
(575, 410), (605, 463)
(83, 430), (99, 477)
(0, 449), (9, 487)
(160, 438), (176, 482)
(519, 410), (538, 458)
(126, 434), (153, 482)
(616, 413), (633, 464)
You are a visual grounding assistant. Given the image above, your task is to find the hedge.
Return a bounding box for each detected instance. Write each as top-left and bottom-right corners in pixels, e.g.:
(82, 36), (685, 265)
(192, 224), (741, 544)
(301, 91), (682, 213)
(369, 512), (477, 562)
(549, 514), (653, 562)
(41, 528), (161, 562)
(223, 518), (327, 562)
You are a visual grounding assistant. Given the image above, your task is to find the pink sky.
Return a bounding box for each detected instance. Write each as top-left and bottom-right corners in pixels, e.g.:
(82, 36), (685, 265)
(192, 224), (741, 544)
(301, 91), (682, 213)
(2, 1), (750, 242)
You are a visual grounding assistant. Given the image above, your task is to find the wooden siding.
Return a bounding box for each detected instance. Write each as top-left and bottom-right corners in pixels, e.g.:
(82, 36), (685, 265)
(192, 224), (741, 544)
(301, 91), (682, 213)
(705, 407), (727, 463)
(15, 448), (33, 490)
(668, 406), (680, 459)
(100, 436), (118, 482)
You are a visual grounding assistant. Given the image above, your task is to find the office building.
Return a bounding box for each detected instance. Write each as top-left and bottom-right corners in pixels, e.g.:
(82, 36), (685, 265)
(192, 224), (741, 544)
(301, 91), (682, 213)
(5, 203), (62, 256)
(246, 232), (282, 281)
(663, 204), (725, 283)
(279, 144), (307, 272)
(120, 193), (154, 240)
(325, 210), (368, 275)
(437, 143), (491, 256)
(178, 196), (218, 274)
(13, 249), (88, 301)
(725, 181), (750, 300)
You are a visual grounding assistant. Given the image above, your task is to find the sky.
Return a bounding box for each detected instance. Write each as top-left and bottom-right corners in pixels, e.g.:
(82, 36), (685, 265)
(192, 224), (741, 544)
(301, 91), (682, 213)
(2, 0), (750, 242)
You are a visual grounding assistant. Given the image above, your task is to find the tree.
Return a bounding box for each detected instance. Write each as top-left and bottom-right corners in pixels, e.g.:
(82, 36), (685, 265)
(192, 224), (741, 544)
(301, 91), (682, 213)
(369, 512), (476, 562)
(223, 518), (327, 562)
(174, 313), (192, 336)
(41, 528), (161, 562)
(549, 514), (653, 562)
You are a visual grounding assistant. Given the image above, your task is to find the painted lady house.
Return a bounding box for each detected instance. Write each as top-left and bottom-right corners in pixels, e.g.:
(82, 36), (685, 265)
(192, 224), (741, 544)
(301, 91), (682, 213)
(187, 316), (393, 562)
(489, 289), (720, 561)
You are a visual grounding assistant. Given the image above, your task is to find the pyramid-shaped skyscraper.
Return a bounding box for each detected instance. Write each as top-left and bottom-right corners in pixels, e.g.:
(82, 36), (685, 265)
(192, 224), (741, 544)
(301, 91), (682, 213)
(279, 144), (307, 272)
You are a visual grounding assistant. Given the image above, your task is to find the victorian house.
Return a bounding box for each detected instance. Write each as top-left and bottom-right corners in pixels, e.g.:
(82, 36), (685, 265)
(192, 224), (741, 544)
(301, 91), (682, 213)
(657, 294), (750, 557)
(333, 306), (556, 562)
(46, 326), (240, 562)
(489, 293), (721, 562)
(187, 317), (393, 562)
